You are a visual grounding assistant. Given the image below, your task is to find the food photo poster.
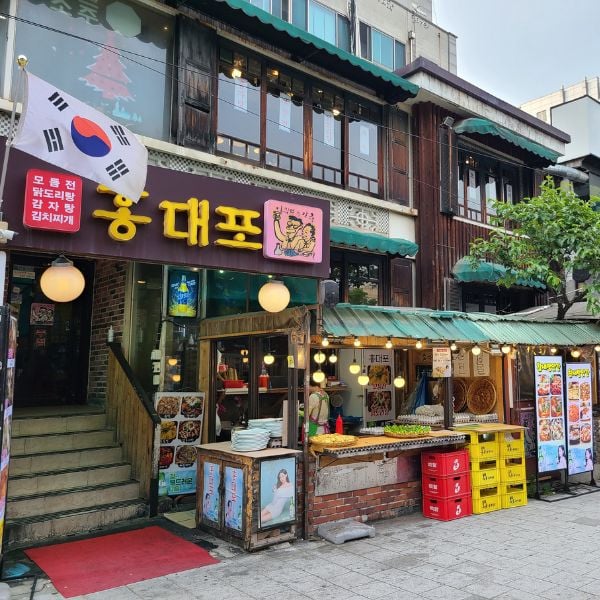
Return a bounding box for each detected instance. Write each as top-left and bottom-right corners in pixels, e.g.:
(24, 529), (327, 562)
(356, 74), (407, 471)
(566, 363), (593, 475)
(534, 356), (567, 473)
(155, 392), (205, 496)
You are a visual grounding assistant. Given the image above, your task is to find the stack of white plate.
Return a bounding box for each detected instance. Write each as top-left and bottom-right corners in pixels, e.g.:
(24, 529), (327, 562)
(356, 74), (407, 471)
(248, 418), (283, 438)
(231, 429), (270, 452)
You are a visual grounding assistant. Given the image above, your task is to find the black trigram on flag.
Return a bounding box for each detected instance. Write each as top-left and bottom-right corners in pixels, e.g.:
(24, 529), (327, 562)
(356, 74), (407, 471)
(47, 91), (69, 112)
(106, 159), (130, 181)
(110, 125), (131, 146)
(43, 128), (64, 152)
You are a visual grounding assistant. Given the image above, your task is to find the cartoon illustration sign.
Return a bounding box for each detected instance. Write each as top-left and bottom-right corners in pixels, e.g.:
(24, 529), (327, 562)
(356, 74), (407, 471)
(263, 200), (323, 264)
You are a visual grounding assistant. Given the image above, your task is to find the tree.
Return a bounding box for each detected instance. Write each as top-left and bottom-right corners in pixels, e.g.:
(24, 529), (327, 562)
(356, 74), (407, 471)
(468, 177), (600, 320)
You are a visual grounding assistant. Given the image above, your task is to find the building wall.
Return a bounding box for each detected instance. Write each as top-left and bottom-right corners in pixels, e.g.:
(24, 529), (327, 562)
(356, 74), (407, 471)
(87, 260), (128, 406)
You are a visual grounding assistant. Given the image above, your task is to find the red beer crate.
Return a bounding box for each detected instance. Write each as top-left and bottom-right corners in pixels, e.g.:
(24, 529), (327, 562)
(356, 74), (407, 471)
(422, 494), (472, 521)
(421, 449), (469, 477)
(422, 472), (471, 499)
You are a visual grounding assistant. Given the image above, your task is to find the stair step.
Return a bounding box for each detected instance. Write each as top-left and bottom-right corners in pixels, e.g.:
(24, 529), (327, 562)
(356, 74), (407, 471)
(9, 445), (124, 476)
(6, 499), (147, 549)
(8, 463), (132, 496)
(10, 429), (116, 456)
(7, 480), (140, 519)
(12, 412), (107, 437)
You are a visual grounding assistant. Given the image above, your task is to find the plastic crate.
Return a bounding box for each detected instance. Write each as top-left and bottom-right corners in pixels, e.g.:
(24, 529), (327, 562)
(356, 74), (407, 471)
(471, 485), (501, 514)
(463, 431), (499, 460)
(500, 457), (526, 483)
(499, 431), (525, 458)
(421, 449), (469, 477)
(501, 482), (528, 509)
(422, 494), (472, 521)
(470, 461), (500, 487)
(422, 472), (471, 498)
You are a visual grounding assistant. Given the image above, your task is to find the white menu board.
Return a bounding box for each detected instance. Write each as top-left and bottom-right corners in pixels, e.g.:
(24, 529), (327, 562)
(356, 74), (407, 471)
(534, 356), (566, 473)
(432, 347), (451, 378)
(566, 363), (594, 475)
(363, 349), (394, 422)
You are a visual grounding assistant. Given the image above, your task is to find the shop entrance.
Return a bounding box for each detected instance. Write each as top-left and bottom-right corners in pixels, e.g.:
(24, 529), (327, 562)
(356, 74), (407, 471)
(9, 253), (94, 407)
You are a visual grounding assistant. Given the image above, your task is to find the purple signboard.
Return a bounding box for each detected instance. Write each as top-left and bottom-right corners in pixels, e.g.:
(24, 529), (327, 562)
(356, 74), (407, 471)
(2, 148), (330, 279)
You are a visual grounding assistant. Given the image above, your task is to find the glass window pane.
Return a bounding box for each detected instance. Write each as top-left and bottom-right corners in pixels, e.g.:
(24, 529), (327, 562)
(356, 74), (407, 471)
(292, 0), (306, 28)
(337, 15), (351, 52)
(394, 40), (406, 69)
(372, 29), (393, 69)
(359, 22), (371, 60)
(485, 175), (497, 224)
(248, 0), (269, 10)
(218, 51), (261, 147)
(15, 0), (173, 141)
(349, 120), (378, 185)
(309, 1), (336, 44)
(348, 263), (379, 305)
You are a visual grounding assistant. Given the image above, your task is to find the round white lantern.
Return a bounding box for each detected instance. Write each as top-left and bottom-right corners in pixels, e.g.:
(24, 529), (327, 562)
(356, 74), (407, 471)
(40, 256), (85, 303)
(258, 280), (290, 313)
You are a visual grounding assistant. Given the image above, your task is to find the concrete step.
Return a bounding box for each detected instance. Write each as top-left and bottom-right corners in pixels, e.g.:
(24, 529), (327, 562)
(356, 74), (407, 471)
(6, 500), (147, 549)
(9, 445), (124, 476)
(7, 480), (140, 519)
(8, 463), (132, 497)
(12, 412), (107, 437)
(11, 429), (116, 456)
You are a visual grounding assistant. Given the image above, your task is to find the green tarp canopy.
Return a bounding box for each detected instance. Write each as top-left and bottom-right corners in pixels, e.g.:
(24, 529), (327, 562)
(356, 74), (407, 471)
(452, 257), (546, 290)
(190, 0), (419, 103)
(331, 226), (418, 257)
(454, 118), (560, 166)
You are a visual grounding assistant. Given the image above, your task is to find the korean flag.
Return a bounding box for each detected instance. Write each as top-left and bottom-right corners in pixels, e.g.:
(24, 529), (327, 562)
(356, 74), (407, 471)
(12, 72), (147, 202)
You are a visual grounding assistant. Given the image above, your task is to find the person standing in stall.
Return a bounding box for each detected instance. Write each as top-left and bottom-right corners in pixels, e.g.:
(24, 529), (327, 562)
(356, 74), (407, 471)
(308, 384), (330, 436)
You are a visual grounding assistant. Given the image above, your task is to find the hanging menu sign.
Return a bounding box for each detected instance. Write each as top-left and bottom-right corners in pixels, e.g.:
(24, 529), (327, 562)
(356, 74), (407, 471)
(363, 349), (394, 422)
(566, 363), (593, 475)
(534, 356), (567, 473)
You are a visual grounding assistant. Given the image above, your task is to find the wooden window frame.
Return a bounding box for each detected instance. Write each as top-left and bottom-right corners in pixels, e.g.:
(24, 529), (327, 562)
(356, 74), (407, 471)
(331, 250), (389, 305)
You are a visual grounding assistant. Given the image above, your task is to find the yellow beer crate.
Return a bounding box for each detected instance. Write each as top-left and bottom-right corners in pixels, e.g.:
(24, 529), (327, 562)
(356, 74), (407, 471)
(471, 484), (501, 514)
(470, 460), (500, 487)
(501, 482), (528, 509)
(500, 457), (526, 483)
(499, 430), (525, 458)
(463, 431), (499, 461)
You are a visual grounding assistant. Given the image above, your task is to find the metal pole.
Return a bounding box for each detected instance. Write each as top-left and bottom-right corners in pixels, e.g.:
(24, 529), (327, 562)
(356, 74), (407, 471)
(302, 309), (311, 540)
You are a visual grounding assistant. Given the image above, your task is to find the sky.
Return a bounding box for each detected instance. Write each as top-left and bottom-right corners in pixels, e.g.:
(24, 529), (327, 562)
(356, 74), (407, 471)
(431, 0), (600, 107)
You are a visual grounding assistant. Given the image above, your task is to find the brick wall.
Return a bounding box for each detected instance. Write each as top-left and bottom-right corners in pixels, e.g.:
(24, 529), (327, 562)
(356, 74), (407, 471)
(305, 453), (421, 536)
(88, 260), (128, 405)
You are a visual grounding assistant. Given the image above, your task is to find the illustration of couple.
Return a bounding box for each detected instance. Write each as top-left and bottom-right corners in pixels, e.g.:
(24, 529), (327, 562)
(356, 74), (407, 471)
(272, 211), (316, 258)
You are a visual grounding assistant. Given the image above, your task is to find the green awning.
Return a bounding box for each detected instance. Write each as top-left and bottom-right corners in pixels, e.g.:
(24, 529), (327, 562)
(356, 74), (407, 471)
(331, 226), (418, 257)
(191, 0), (419, 103)
(453, 257), (546, 290)
(454, 118), (560, 166)
(322, 305), (600, 346)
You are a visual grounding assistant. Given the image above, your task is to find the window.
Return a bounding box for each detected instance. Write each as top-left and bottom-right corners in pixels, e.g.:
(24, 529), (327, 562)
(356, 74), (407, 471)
(331, 251), (387, 305)
(217, 48), (262, 161)
(248, 0), (270, 8)
(272, 0), (290, 20)
(15, 0), (173, 141)
(360, 22), (405, 70)
(308, 1), (336, 45)
(456, 148), (528, 225)
(348, 100), (380, 194)
(312, 87), (343, 185)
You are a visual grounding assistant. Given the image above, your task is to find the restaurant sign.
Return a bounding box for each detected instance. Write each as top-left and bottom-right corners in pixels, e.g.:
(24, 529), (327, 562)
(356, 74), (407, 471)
(7, 154), (330, 279)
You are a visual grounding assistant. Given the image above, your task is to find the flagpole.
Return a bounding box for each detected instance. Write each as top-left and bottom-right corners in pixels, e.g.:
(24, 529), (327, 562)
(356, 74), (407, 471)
(0, 54), (27, 221)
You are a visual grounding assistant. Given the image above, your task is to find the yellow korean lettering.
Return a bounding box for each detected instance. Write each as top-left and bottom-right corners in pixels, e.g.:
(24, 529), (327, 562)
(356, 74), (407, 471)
(159, 198), (209, 247)
(214, 205), (262, 250)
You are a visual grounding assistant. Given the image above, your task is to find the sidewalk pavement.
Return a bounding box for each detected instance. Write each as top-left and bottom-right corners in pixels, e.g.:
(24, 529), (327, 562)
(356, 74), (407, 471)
(8, 490), (600, 600)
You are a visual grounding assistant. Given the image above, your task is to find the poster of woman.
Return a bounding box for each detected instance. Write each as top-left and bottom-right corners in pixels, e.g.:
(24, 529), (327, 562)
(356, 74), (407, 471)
(224, 466), (244, 532)
(259, 457), (296, 529)
(202, 461), (221, 524)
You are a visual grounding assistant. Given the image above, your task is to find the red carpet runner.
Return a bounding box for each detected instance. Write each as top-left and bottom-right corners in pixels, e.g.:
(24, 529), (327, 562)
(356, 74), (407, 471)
(25, 525), (219, 598)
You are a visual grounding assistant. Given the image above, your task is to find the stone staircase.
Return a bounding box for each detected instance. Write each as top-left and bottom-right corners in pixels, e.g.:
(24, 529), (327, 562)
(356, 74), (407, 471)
(6, 409), (147, 548)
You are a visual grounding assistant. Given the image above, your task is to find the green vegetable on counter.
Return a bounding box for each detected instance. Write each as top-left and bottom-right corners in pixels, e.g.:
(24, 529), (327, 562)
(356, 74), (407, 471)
(384, 424), (432, 435)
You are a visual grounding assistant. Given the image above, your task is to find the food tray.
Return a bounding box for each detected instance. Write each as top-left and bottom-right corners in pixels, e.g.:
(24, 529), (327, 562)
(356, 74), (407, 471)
(384, 431), (430, 439)
(310, 434), (357, 447)
(453, 378), (468, 412)
(467, 377), (497, 415)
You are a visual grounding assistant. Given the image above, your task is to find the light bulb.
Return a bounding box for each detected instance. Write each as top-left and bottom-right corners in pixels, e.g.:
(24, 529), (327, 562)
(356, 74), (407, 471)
(312, 369), (326, 383)
(358, 373), (369, 386)
(471, 344), (482, 356)
(167, 357), (178, 366)
(550, 347), (558, 354)
(385, 337), (393, 349)
(242, 357), (249, 364)
(415, 340), (423, 350)
(172, 374), (181, 382)
(314, 351), (326, 364)
(595, 345), (600, 353)
(450, 342), (457, 352)
(571, 348), (581, 358)
(328, 352), (338, 364)
(394, 376), (406, 388)
(353, 337), (361, 347)
(263, 353), (275, 365)
(240, 349), (249, 356)
(321, 337), (330, 347)
(349, 360), (361, 375)
(501, 344), (512, 355)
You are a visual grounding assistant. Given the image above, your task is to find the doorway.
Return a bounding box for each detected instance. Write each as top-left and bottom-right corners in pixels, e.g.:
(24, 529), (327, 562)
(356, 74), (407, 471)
(9, 253), (94, 407)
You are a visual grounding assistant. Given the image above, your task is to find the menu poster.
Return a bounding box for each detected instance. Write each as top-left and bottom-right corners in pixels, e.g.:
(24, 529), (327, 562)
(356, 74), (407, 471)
(566, 363), (593, 475)
(155, 392), (205, 496)
(534, 356), (567, 473)
(224, 466), (244, 533)
(202, 461), (221, 524)
(363, 349), (394, 422)
(432, 348), (451, 378)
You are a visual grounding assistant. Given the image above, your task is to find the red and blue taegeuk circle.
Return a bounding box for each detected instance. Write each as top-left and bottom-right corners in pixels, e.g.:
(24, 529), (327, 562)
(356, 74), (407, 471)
(70, 116), (112, 157)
